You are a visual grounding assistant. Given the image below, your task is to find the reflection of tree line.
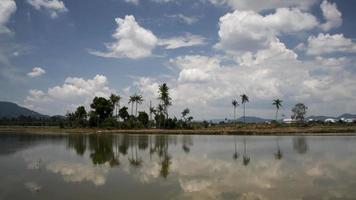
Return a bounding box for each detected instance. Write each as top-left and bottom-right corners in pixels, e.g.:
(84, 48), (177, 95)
(232, 136), (309, 166)
(67, 134), (308, 173)
(67, 134), (193, 178)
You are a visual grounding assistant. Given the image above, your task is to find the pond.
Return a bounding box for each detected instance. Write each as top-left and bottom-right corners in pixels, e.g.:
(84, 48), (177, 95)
(1, 133), (356, 200)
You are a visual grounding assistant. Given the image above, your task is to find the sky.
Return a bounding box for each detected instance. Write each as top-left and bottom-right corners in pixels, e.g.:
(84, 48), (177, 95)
(1, 0), (356, 120)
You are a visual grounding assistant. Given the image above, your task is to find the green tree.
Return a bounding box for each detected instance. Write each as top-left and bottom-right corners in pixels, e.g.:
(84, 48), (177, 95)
(137, 111), (149, 128)
(181, 108), (193, 128)
(232, 99), (239, 127)
(90, 97), (114, 124)
(291, 103), (308, 122)
(240, 94), (249, 124)
(74, 106), (87, 127)
(272, 99), (283, 121)
(128, 95), (135, 116)
(119, 106), (130, 122)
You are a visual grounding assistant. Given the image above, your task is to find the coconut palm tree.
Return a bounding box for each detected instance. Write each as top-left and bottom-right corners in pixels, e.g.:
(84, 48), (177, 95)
(134, 94), (143, 117)
(110, 94), (121, 119)
(241, 94), (249, 124)
(158, 83), (172, 122)
(232, 99), (239, 127)
(128, 95), (135, 116)
(273, 99), (283, 121)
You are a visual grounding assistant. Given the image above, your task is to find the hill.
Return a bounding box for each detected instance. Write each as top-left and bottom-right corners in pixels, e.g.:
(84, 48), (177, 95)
(0, 101), (47, 118)
(209, 116), (271, 124)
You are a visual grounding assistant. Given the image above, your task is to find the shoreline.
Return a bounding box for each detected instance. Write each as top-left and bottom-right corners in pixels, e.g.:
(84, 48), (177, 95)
(1, 125), (356, 136)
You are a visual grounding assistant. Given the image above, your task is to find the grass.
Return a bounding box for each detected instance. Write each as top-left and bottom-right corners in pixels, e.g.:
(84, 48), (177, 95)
(1, 123), (356, 135)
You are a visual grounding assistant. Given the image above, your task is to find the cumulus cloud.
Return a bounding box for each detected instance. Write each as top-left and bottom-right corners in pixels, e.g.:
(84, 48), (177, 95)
(158, 34), (206, 49)
(215, 8), (318, 53)
(320, 0), (342, 31)
(132, 43), (356, 118)
(0, 0), (16, 34)
(24, 74), (115, 115)
(303, 33), (356, 55)
(90, 15), (158, 59)
(208, 0), (319, 12)
(27, 67), (46, 77)
(27, 0), (68, 18)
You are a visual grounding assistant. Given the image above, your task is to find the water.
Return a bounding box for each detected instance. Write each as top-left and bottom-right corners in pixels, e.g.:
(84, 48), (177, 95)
(1, 133), (356, 200)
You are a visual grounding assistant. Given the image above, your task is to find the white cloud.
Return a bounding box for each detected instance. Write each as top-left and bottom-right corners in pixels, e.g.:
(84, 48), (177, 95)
(208, 0), (319, 12)
(27, 67), (46, 77)
(304, 33), (356, 55)
(90, 15), (158, 59)
(0, 0), (16, 34)
(320, 0), (342, 31)
(215, 8), (318, 53)
(24, 74), (115, 115)
(132, 44), (356, 119)
(158, 34), (206, 49)
(168, 14), (199, 25)
(46, 162), (109, 186)
(27, 0), (68, 18)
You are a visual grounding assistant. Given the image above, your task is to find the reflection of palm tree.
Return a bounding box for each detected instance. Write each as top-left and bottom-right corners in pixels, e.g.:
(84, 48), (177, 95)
(274, 137), (283, 160)
(233, 136), (239, 160)
(128, 141), (142, 167)
(182, 135), (192, 154)
(293, 137), (308, 154)
(242, 137), (250, 166)
(110, 136), (121, 168)
(160, 155), (171, 178)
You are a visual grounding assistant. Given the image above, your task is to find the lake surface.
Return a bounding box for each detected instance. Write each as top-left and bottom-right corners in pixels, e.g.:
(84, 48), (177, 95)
(1, 133), (356, 200)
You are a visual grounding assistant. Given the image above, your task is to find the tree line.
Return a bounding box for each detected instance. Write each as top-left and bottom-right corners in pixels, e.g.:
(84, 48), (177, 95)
(231, 94), (308, 124)
(66, 83), (194, 129)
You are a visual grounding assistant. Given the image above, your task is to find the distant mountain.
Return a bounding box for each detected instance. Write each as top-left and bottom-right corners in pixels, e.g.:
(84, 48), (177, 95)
(308, 113), (356, 121)
(0, 101), (47, 118)
(307, 115), (333, 121)
(209, 116), (271, 123)
(338, 113), (356, 119)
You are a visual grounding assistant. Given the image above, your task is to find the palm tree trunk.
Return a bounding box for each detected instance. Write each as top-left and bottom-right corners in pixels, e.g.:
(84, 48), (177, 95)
(275, 109), (278, 121)
(234, 107), (236, 128)
(135, 103), (138, 117)
(243, 103), (246, 124)
(131, 103), (133, 116)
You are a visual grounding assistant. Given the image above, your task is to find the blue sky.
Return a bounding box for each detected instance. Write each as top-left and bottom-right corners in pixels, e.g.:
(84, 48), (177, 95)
(1, 0), (356, 120)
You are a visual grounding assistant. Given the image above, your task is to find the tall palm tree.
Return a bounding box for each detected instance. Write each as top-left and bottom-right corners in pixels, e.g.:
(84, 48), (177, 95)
(272, 99), (283, 121)
(158, 83), (171, 117)
(134, 94), (143, 117)
(158, 83), (172, 127)
(232, 99), (239, 127)
(110, 94), (121, 119)
(128, 95), (135, 116)
(241, 94), (249, 124)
